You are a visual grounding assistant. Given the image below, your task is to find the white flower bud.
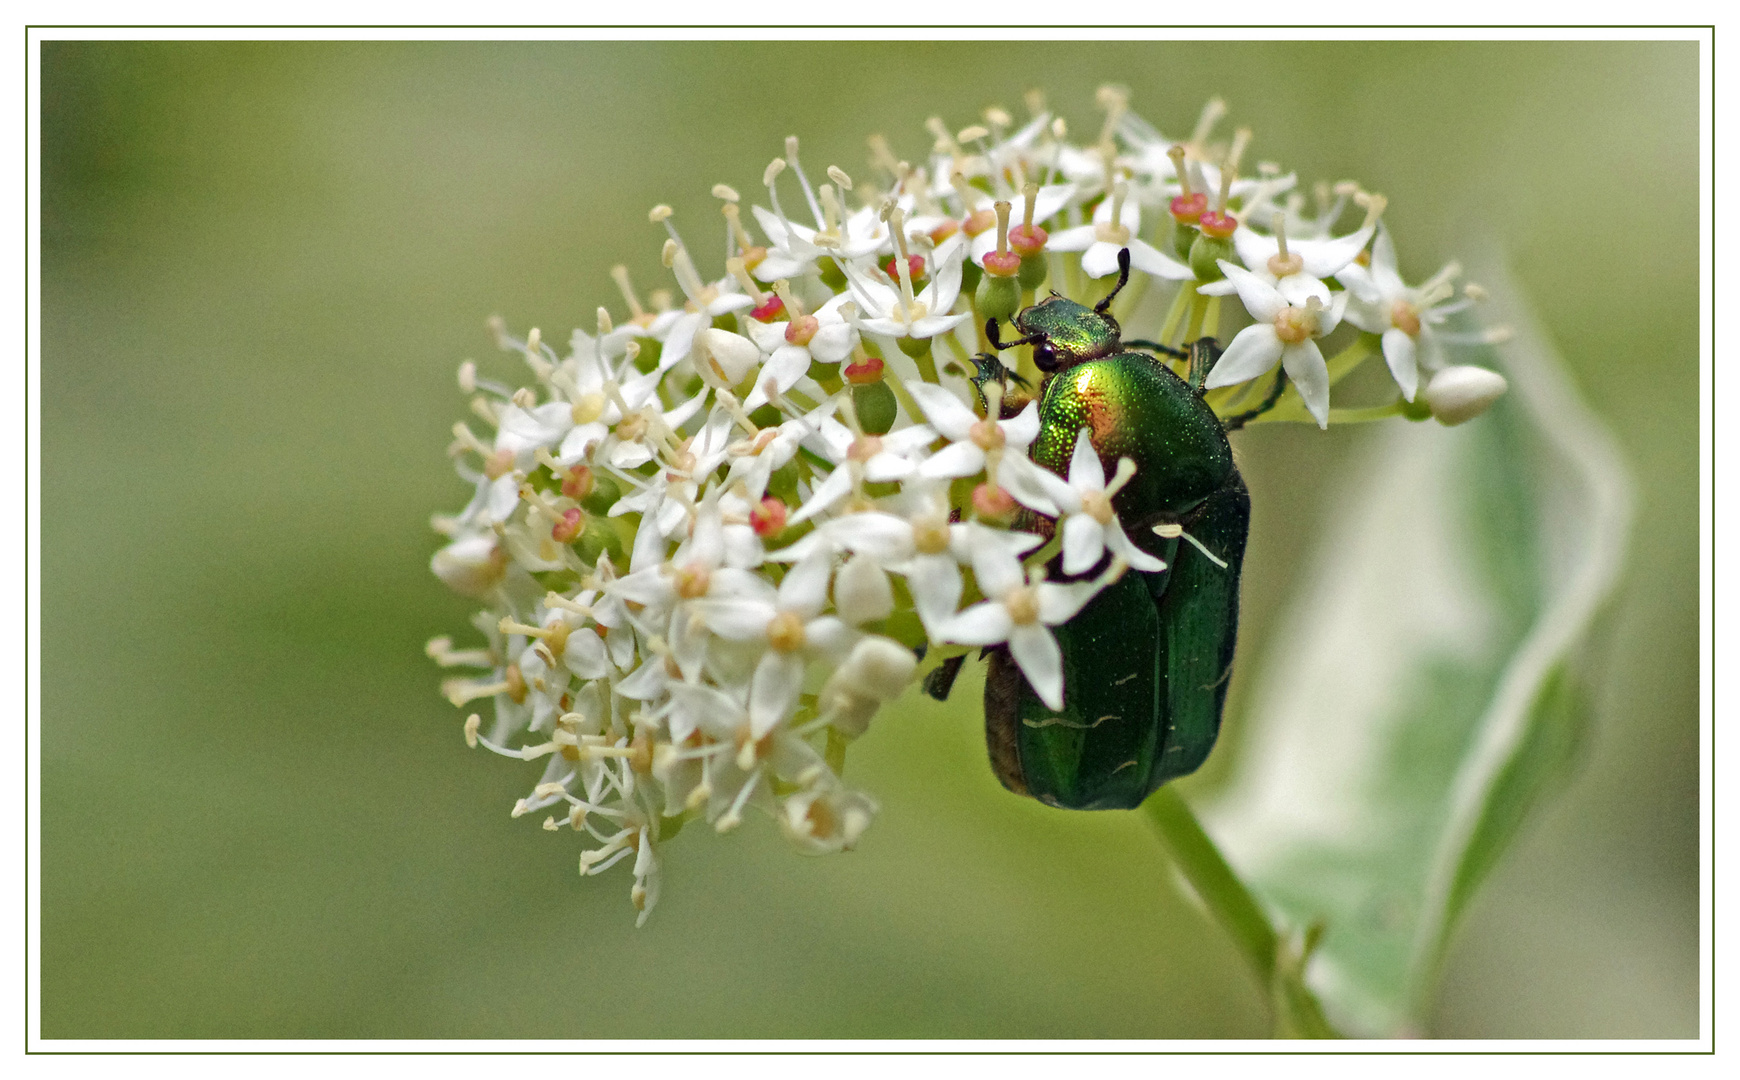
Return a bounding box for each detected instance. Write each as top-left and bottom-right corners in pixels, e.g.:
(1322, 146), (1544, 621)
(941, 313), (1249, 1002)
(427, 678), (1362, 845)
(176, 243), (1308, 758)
(834, 555), (894, 625)
(692, 328), (761, 390)
(429, 535), (505, 599)
(1423, 365), (1508, 426)
(817, 636), (917, 738)
(838, 636), (918, 701)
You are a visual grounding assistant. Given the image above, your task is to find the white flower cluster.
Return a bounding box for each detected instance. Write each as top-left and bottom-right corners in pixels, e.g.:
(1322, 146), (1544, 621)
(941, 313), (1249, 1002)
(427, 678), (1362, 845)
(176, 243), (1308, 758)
(427, 90), (1507, 924)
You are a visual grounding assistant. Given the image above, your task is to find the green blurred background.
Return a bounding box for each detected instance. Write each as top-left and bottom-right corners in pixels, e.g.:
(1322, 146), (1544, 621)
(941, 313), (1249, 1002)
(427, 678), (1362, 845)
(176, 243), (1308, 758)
(39, 40), (1700, 1039)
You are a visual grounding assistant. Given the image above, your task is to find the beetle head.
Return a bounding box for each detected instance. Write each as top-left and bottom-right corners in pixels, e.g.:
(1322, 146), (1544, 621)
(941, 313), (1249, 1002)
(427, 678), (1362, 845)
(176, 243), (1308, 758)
(1013, 296), (1122, 372)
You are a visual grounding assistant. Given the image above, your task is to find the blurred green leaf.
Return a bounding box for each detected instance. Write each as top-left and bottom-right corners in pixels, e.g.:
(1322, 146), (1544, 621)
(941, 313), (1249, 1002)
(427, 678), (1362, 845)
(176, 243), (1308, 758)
(1205, 267), (1633, 1036)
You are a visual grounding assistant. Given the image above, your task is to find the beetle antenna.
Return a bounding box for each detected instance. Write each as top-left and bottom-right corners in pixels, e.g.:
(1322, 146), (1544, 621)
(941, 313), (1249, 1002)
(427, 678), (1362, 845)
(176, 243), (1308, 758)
(984, 318), (1041, 353)
(1095, 247), (1133, 315)
(1221, 366), (1289, 430)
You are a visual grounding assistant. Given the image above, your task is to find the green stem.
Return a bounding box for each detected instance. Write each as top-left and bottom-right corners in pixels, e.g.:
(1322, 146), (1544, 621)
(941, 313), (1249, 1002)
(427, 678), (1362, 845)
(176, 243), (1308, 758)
(1143, 787), (1341, 1039)
(1327, 401), (1406, 425)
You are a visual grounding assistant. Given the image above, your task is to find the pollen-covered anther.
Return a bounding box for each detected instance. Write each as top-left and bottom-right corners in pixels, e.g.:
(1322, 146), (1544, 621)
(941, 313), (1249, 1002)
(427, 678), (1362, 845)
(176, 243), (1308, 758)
(463, 714), (481, 749)
(615, 409), (649, 442)
(767, 611), (807, 653)
(504, 663), (528, 704)
(627, 733), (654, 774)
(750, 496), (788, 538)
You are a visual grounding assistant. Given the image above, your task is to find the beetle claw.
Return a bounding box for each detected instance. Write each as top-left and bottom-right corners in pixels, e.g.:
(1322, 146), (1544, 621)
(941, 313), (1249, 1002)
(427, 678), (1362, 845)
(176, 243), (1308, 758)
(968, 352), (1030, 408)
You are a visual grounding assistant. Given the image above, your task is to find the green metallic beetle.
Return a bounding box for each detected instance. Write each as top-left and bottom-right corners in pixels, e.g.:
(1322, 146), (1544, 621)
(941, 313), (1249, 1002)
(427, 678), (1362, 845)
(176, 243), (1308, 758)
(929, 249), (1262, 811)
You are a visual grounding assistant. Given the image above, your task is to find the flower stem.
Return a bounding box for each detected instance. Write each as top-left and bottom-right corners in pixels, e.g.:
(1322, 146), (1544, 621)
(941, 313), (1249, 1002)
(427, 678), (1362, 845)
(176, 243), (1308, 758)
(1143, 786), (1341, 1038)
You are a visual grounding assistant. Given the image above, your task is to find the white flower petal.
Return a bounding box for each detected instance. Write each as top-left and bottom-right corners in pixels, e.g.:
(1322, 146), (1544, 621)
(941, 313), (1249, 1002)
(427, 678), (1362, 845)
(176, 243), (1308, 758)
(750, 652), (804, 737)
(1126, 239), (1194, 280)
(1066, 426), (1105, 491)
(835, 555), (894, 624)
(970, 528), (1026, 597)
(1218, 262), (1289, 324)
(1080, 242), (1123, 279)
(1060, 514), (1108, 575)
(998, 454), (1065, 516)
(1008, 624), (1064, 710)
(906, 554), (964, 631)
(918, 440), (987, 480)
(1381, 327), (1419, 402)
(562, 628), (610, 680)
(1036, 577), (1103, 626)
(778, 549), (834, 618)
(696, 598), (777, 641)
(903, 380), (977, 439)
(1105, 522), (1167, 573)
(999, 400), (1041, 449)
(1275, 273), (1332, 307)
(941, 600), (1014, 646)
(1280, 340), (1332, 429)
(1203, 324), (1285, 389)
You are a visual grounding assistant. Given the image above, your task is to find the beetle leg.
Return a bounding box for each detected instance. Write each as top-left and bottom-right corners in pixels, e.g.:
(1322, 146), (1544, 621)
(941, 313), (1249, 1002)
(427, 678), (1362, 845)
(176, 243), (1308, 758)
(1123, 338), (1189, 360)
(968, 351), (1030, 408)
(1221, 368), (1289, 431)
(922, 654), (968, 702)
(1187, 337), (1221, 393)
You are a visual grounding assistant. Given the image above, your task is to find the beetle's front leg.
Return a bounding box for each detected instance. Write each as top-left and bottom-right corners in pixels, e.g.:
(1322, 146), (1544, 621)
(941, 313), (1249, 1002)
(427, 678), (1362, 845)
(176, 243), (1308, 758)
(968, 351), (1031, 410)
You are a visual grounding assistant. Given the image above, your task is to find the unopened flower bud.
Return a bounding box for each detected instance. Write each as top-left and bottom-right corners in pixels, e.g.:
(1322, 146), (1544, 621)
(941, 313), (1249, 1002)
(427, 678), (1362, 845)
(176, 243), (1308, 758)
(693, 328), (761, 389)
(1423, 365), (1508, 426)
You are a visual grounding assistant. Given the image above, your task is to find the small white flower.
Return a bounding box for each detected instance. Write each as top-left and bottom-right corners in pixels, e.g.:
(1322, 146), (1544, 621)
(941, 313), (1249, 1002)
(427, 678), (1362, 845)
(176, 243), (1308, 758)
(1205, 261), (1350, 429)
(742, 291), (858, 411)
(842, 223), (970, 339)
(904, 380), (1040, 481)
(937, 526), (1108, 711)
(693, 549), (855, 736)
(1197, 214), (1376, 308)
(1047, 180), (1192, 281)
(1023, 428), (1167, 575)
(1339, 224), (1477, 402)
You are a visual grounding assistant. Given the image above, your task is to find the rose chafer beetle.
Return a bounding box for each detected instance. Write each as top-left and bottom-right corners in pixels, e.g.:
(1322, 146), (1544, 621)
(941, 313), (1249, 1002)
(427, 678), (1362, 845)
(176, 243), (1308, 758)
(929, 249), (1276, 811)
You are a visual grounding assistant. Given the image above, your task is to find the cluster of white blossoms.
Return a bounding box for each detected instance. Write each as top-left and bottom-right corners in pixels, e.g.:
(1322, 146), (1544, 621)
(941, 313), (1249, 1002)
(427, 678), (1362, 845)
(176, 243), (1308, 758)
(427, 89), (1509, 924)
